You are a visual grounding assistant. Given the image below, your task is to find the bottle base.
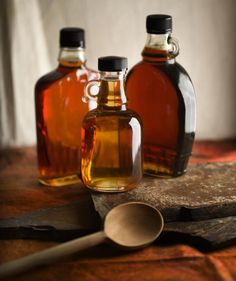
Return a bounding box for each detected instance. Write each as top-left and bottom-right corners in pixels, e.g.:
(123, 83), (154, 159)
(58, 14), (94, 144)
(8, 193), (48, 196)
(83, 178), (139, 193)
(143, 162), (186, 178)
(38, 174), (81, 187)
(86, 186), (131, 193)
(144, 170), (186, 178)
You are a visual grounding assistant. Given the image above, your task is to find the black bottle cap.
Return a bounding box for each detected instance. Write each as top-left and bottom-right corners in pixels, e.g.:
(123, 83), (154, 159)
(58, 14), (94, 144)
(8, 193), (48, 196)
(146, 14), (172, 34)
(60, 27), (85, 48)
(98, 56), (128, 71)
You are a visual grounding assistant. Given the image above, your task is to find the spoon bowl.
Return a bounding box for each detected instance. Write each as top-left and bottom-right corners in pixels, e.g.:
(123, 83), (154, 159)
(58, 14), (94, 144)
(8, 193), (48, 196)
(105, 202), (164, 249)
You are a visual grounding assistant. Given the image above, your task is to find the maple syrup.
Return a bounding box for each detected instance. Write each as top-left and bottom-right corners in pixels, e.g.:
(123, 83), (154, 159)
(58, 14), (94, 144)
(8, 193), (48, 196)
(35, 28), (97, 186)
(81, 56), (142, 192)
(126, 15), (196, 177)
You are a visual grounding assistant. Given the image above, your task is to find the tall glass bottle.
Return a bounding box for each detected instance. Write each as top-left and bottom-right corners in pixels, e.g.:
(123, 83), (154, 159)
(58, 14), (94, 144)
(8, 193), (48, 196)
(81, 56), (142, 192)
(126, 15), (196, 178)
(35, 28), (97, 186)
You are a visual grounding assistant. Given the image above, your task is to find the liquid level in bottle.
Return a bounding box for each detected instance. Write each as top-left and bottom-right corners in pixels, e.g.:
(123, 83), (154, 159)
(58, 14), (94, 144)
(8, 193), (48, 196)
(81, 110), (142, 192)
(126, 54), (195, 177)
(35, 64), (96, 186)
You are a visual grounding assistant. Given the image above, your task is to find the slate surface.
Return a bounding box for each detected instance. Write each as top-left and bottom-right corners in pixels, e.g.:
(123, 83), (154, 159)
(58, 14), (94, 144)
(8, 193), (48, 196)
(0, 201), (101, 241)
(92, 162), (236, 248)
(0, 148), (236, 249)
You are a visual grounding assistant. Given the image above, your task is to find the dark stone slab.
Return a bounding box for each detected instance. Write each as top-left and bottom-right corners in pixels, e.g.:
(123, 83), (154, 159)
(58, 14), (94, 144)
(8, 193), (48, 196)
(92, 162), (236, 221)
(91, 162), (236, 248)
(0, 201), (101, 241)
(164, 216), (236, 249)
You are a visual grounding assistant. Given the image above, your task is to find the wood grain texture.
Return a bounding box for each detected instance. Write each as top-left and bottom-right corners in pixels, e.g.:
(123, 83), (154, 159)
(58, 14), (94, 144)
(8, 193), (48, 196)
(1, 240), (236, 281)
(0, 147), (96, 219)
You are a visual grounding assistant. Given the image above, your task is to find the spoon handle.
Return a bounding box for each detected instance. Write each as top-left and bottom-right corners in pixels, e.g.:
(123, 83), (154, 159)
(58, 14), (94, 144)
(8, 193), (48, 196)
(0, 231), (106, 279)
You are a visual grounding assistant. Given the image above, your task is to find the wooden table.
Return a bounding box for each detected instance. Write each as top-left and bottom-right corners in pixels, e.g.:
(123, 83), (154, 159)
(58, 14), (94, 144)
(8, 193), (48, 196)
(0, 143), (236, 281)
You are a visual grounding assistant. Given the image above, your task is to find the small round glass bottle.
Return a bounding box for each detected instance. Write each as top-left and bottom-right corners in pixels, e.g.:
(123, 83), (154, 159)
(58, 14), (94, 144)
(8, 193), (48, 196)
(126, 15), (196, 178)
(81, 56), (143, 192)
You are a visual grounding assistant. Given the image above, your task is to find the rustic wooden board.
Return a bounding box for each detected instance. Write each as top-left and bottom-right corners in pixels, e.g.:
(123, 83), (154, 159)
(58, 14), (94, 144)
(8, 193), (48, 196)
(0, 147), (93, 220)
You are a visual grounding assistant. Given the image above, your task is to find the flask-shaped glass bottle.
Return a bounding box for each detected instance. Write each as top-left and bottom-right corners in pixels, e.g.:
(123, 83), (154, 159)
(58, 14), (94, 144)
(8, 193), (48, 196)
(81, 56), (142, 192)
(35, 28), (97, 186)
(126, 15), (196, 178)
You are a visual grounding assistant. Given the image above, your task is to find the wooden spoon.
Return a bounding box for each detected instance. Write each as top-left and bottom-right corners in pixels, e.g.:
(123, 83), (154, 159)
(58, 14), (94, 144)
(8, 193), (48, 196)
(0, 202), (164, 279)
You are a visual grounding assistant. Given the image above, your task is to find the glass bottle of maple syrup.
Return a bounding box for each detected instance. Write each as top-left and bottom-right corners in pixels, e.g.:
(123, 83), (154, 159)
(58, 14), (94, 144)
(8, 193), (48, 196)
(81, 56), (142, 192)
(35, 28), (97, 186)
(125, 15), (196, 178)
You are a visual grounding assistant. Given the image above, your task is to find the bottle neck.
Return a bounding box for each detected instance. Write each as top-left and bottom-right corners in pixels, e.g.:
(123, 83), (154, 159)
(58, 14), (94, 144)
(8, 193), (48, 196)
(97, 71), (127, 110)
(58, 47), (86, 67)
(142, 33), (179, 62)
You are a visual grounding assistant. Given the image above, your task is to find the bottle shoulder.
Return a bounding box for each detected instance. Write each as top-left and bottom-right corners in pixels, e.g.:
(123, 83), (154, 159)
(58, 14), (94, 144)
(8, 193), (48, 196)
(125, 108), (142, 124)
(35, 68), (63, 90)
(126, 59), (194, 89)
(35, 64), (98, 92)
(128, 59), (183, 73)
(174, 62), (193, 83)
